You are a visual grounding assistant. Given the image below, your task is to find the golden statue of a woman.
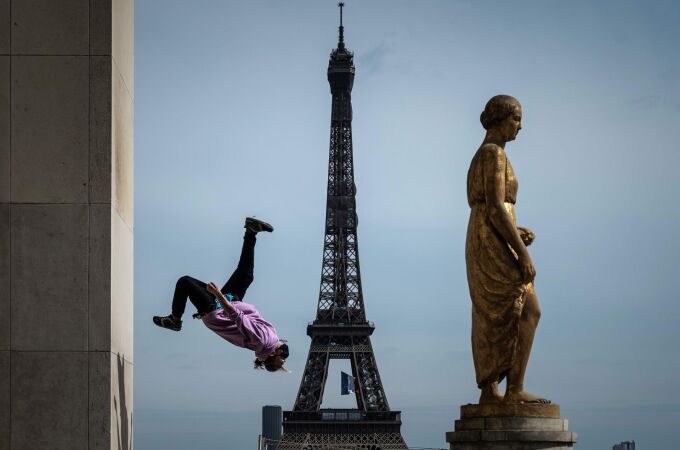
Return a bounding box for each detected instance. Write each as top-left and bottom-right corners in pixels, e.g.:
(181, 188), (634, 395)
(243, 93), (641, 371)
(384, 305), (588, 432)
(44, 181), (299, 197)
(466, 95), (549, 404)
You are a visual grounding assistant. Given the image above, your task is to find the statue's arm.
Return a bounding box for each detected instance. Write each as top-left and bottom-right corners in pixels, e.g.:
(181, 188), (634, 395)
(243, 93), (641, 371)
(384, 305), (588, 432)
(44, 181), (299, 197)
(482, 145), (535, 282)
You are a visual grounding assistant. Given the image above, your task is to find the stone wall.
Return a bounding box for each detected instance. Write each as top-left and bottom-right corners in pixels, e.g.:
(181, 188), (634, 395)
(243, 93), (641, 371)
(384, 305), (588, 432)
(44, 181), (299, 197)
(0, 1), (134, 448)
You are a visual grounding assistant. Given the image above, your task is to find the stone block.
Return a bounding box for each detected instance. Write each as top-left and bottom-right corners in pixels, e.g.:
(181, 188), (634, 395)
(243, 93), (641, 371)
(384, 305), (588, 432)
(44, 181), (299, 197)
(90, 56), (113, 203)
(0, 0), (8, 54)
(449, 443), (573, 450)
(0, 56), (8, 202)
(90, 205), (112, 351)
(0, 351), (8, 449)
(90, 0), (112, 55)
(448, 430), (481, 442)
(11, 351), (88, 450)
(499, 430), (575, 442)
(112, 67), (133, 228)
(11, 56), (89, 203)
(11, 204), (88, 351)
(11, 0), (89, 55)
(111, 352), (133, 450)
(89, 352), (133, 450)
(89, 352), (111, 450)
(111, 210), (133, 360)
(0, 205), (8, 350)
(448, 404), (576, 450)
(460, 402), (560, 419)
(455, 417), (567, 431)
(454, 418), (484, 431)
(112, 0), (134, 98)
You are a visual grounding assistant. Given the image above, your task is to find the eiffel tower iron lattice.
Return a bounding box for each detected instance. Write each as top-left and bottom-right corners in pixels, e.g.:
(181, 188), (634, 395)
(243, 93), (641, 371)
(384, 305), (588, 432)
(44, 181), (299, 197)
(277, 4), (408, 450)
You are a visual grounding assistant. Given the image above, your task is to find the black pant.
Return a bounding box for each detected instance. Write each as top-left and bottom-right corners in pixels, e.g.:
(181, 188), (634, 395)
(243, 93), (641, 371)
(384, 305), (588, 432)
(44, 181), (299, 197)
(171, 231), (256, 318)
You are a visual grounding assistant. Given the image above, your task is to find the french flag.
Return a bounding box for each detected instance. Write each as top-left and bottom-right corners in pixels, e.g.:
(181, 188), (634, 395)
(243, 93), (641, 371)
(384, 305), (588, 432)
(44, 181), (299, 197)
(341, 371), (355, 395)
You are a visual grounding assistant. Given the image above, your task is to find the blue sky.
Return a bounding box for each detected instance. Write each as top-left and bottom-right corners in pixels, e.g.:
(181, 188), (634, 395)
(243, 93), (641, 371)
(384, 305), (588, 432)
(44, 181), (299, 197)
(135, 1), (680, 448)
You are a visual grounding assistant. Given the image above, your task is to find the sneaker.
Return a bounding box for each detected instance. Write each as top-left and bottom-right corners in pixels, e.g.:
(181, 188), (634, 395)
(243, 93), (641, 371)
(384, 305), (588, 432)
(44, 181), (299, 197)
(153, 314), (182, 331)
(245, 217), (274, 233)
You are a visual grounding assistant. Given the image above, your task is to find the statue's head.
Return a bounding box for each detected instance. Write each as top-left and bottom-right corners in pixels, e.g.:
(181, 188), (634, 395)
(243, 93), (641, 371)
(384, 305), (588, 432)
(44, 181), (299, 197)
(480, 95), (522, 142)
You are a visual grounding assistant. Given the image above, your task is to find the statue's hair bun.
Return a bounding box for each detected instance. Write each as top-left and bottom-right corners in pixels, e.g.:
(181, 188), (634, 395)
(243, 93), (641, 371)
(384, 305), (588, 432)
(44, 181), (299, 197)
(480, 95), (520, 130)
(480, 110), (492, 130)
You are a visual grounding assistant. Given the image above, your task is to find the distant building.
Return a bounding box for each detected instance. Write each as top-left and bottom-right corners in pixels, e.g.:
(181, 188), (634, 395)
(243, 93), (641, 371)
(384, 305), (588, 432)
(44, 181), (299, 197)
(613, 441), (635, 450)
(261, 405), (283, 450)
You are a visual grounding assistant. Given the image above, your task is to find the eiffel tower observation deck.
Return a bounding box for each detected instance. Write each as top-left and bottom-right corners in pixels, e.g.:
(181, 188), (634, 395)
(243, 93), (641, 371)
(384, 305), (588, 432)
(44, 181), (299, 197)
(277, 4), (408, 450)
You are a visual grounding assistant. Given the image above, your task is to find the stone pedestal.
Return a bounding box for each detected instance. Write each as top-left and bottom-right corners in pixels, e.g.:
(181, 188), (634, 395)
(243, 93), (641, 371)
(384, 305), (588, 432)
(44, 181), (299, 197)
(446, 404), (577, 450)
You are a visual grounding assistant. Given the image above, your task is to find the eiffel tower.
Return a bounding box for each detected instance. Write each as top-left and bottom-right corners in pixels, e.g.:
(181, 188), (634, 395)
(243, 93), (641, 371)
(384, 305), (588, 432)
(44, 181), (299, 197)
(276, 4), (408, 450)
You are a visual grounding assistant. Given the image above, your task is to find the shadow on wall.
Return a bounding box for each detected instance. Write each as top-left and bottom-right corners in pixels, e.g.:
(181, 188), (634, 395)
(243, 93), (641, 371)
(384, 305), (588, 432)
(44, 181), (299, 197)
(115, 353), (132, 450)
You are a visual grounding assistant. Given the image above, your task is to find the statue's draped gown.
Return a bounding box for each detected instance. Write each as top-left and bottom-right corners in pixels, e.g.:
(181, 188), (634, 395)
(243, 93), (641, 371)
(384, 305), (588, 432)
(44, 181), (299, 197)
(465, 147), (530, 387)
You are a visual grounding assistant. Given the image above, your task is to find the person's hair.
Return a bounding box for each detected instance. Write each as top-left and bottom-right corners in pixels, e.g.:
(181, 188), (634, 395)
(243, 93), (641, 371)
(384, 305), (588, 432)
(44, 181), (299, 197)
(480, 95), (521, 130)
(254, 354), (285, 372)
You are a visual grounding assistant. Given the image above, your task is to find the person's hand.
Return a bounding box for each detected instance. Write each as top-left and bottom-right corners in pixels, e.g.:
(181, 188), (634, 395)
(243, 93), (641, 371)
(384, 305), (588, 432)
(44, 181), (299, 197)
(518, 226), (535, 246)
(206, 282), (224, 300)
(518, 254), (536, 284)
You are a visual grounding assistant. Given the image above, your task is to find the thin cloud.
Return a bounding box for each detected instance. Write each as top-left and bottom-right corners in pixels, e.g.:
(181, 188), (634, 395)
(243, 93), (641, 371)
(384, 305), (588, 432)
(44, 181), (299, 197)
(628, 95), (661, 109)
(628, 94), (680, 112)
(356, 42), (391, 76)
(661, 66), (680, 84)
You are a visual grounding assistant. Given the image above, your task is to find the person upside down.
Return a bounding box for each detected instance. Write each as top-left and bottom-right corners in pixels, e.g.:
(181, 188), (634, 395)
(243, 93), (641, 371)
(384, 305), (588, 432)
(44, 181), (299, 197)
(153, 217), (289, 372)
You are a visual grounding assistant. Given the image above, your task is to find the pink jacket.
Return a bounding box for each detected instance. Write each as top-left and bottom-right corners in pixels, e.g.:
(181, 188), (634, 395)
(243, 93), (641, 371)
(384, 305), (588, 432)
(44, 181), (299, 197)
(202, 301), (281, 361)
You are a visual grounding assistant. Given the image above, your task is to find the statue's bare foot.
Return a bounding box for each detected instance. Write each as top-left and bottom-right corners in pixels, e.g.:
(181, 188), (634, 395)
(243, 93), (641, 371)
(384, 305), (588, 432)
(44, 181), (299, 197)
(479, 382), (504, 404)
(504, 389), (551, 404)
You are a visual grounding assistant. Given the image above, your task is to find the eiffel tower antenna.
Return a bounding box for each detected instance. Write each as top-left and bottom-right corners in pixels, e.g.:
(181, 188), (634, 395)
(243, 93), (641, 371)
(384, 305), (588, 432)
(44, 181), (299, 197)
(277, 4), (408, 449)
(338, 2), (345, 49)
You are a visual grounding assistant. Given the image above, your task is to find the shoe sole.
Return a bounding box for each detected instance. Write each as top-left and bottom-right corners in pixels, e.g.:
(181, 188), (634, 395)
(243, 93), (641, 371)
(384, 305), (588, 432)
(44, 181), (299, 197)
(152, 316), (181, 331)
(245, 217), (274, 232)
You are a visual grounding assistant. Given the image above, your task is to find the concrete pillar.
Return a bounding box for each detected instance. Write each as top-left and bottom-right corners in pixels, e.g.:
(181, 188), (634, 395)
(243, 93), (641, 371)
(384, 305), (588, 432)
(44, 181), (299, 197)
(0, 0), (134, 449)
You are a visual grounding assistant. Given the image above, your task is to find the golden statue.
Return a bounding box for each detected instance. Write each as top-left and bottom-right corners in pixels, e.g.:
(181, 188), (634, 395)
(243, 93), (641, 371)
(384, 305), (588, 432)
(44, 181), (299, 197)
(466, 95), (549, 404)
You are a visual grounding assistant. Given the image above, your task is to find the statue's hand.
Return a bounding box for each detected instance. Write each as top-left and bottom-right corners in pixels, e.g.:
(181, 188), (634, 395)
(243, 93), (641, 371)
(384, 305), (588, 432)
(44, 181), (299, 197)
(518, 227), (535, 246)
(518, 254), (536, 284)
